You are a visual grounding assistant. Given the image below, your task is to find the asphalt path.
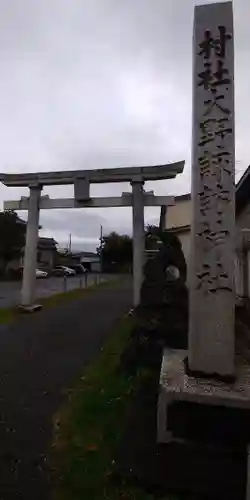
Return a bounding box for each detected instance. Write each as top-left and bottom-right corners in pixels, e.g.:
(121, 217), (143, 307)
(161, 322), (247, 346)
(0, 277), (132, 499)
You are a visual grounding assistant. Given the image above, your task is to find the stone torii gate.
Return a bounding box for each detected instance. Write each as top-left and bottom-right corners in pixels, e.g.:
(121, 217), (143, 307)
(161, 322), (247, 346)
(0, 162), (184, 309)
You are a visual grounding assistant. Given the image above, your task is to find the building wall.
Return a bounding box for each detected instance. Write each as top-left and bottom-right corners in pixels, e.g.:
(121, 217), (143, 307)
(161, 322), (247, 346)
(91, 261), (101, 272)
(165, 197), (250, 248)
(80, 256), (101, 272)
(236, 204), (250, 230)
(163, 195), (250, 293)
(166, 198), (191, 229)
(37, 249), (55, 269)
(235, 209), (250, 298)
(164, 197), (192, 282)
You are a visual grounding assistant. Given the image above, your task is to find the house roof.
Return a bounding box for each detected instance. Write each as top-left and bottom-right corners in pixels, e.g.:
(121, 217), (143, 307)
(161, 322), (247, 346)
(38, 237), (58, 249)
(236, 165), (250, 214)
(16, 216), (26, 226)
(167, 224), (190, 234)
(172, 193), (191, 202)
(72, 251), (97, 257)
(80, 251), (99, 258)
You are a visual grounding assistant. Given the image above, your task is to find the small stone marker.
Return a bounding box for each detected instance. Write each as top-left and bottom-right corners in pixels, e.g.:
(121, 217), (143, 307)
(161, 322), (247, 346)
(189, 1), (235, 377)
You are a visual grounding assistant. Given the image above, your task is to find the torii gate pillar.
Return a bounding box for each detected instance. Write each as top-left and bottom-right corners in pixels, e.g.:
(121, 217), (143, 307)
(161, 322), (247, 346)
(131, 180), (145, 307)
(21, 185), (42, 307)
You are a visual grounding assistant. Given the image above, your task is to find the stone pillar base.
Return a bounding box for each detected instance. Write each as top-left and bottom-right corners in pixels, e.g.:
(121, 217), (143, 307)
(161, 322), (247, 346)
(18, 304), (42, 314)
(184, 356), (236, 384)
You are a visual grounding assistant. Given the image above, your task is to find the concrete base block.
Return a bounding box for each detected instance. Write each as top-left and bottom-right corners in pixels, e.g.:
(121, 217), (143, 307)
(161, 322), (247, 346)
(18, 304), (42, 314)
(157, 348), (250, 500)
(159, 348), (250, 413)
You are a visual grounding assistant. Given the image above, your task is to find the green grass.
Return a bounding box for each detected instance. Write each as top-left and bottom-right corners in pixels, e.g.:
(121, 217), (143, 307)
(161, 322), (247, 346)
(0, 277), (118, 324)
(39, 277), (116, 309)
(52, 316), (172, 500)
(0, 307), (19, 324)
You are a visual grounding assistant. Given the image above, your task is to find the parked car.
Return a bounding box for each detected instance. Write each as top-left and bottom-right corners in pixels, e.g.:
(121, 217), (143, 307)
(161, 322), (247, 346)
(11, 267), (48, 279)
(36, 269), (48, 279)
(51, 265), (76, 277)
(68, 264), (88, 274)
(50, 267), (64, 277)
(6, 267), (23, 280)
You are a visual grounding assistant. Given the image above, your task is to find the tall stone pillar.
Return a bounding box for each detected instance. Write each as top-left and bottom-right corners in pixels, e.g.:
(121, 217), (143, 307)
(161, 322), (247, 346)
(131, 180), (145, 307)
(21, 185), (42, 306)
(188, 2), (235, 377)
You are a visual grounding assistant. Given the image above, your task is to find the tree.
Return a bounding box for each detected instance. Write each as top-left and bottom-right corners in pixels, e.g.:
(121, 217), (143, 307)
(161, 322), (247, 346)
(145, 224), (184, 249)
(145, 224), (163, 249)
(0, 211), (26, 273)
(98, 232), (133, 272)
(98, 225), (179, 272)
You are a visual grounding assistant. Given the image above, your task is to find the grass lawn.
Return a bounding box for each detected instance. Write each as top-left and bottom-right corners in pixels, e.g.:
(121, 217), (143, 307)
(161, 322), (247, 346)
(0, 307), (19, 324)
(39, 277), (116, 308)
(52, 315), (173, 500)
(0, 277), (117, 325)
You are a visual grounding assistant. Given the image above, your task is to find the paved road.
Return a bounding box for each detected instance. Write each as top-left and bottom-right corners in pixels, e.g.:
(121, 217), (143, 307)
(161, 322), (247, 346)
(0, 278), (132, 500)
(0, 274), (114, 308)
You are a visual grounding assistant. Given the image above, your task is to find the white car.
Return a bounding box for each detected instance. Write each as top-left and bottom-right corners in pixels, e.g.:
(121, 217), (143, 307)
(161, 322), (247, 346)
(36, 269), (48, 279)
(57, 266), (76, 276)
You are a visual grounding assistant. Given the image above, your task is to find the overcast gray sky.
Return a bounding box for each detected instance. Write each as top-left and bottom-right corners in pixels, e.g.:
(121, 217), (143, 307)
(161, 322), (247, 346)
(0, 0), (249, 250)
